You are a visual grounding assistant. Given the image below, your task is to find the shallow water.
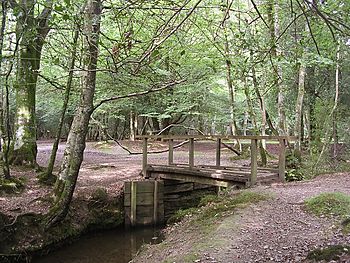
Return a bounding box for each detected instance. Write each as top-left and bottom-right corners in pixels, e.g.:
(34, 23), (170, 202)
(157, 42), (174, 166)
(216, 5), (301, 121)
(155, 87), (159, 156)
(34, 227), (162, 263)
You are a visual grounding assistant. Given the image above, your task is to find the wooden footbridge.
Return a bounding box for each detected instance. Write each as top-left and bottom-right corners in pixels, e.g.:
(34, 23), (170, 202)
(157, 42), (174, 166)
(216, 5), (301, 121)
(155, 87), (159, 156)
(141, 135), (293, 187)
(124, 135), (295, 226)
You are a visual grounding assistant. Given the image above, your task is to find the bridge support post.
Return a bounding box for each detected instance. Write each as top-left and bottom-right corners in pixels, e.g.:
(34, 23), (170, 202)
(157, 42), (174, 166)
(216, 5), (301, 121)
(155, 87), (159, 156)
(143, 138), (148, 177)
(216, 138), (221, 167)
(278, 139), (286, 182)
(189, 138), (194, 168)
(250, 139), (258, 185)
(130, 181), (137, 226)
(168, 139), (174, 165)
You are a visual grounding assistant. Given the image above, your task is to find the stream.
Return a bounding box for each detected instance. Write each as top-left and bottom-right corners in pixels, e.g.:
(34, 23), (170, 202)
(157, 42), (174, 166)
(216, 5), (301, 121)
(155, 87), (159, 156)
(34, 227), (162, 263)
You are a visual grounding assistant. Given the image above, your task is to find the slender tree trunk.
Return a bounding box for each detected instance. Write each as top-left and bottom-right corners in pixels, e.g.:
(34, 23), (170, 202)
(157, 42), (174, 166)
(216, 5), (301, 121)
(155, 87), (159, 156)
(314, 43), (340, 168)
(251, 66), (268, 166)
(46, 0), (101, 227)
(42, 27), (80, 181)
(130, 111), (137, 141)
(267, 0), (286, 135)
(332, 112), (337, 158)
(224, 28), (237, 136)
(294, 63), (306, 152)
(10, 0), (52, 166)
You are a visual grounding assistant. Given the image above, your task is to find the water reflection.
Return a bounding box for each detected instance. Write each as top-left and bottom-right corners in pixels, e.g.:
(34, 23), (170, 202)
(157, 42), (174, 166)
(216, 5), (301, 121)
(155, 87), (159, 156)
(34, 227), (162, 263)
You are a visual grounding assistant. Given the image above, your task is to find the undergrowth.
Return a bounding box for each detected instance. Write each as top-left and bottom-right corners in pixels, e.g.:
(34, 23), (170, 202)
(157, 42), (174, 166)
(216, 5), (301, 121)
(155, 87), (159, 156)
(307, 245), (350, 262)
(168, 191), (268, 225)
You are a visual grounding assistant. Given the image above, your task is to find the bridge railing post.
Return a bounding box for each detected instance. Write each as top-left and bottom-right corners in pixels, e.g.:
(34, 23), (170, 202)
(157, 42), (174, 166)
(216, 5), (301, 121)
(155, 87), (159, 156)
(168, 139), (174, 165)
(250, 139), (258, 185)
(278, 138), (286, 183)
(143, 138), (148, 177)
(216, 138), (221, 167)
(189, 138), (194, 168)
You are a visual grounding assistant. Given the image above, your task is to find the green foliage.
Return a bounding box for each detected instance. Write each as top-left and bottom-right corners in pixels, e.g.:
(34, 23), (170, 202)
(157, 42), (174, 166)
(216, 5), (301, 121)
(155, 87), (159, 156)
(285, 150), (304, 181)
(305, 192), (350, 218)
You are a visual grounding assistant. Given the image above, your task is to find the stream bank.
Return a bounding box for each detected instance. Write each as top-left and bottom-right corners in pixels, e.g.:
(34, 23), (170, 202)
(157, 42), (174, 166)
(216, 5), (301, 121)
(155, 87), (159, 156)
(0, 192), (124, 262)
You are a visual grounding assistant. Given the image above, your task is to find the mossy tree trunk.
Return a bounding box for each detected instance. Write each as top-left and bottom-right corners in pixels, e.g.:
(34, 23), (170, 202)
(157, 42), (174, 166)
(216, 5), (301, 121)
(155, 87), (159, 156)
(0, 0), (10, 179)
(10, 0), (52, 166)
(46, 0), (101, 227)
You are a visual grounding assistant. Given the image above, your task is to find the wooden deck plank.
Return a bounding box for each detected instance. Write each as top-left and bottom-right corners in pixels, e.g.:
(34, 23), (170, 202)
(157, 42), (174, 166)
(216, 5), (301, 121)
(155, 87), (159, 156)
(147, 165), (250, 182)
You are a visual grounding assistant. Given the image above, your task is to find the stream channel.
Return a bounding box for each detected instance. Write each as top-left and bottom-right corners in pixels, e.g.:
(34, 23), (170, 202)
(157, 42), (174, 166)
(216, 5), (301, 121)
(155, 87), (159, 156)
(33, 227), (162, 263)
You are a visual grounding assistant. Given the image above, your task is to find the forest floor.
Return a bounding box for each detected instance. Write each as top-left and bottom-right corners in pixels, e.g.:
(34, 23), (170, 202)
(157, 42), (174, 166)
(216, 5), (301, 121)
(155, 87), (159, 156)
(2, 140), (349, 262)
(0, 139), (243, 216)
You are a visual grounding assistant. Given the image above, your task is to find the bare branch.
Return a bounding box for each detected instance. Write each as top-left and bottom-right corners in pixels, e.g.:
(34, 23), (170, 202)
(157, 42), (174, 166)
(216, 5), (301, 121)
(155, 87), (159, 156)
(250, 0), (269, 28)
(93, 79), (186, 111)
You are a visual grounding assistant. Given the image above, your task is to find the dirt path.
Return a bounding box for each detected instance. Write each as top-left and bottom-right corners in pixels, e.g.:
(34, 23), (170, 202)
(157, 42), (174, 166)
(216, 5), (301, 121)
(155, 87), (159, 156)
(0, 140), (237, 216)
(133, 173), (350, 263)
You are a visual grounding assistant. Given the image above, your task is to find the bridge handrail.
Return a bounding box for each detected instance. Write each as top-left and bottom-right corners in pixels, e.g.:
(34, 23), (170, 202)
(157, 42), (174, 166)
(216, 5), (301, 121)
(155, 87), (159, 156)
(136, 135), (296, 141)
(138, 134), (296, 185)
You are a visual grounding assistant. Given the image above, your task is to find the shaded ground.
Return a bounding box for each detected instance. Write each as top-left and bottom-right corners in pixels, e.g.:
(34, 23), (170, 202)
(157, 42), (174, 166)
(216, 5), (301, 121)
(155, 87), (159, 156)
(132, 173), (350, 263)
(0, 140), (242, 216)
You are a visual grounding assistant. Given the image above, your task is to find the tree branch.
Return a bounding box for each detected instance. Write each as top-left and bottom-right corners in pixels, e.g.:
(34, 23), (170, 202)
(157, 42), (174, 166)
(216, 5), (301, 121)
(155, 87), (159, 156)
(93, 79), (186, 111)
(250, 0), (269, 28)
(134, 0), (203, 72)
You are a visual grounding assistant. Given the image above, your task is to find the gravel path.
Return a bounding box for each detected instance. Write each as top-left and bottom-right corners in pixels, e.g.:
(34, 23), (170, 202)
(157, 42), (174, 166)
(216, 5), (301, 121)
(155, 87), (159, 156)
(133, 173), (350, 263)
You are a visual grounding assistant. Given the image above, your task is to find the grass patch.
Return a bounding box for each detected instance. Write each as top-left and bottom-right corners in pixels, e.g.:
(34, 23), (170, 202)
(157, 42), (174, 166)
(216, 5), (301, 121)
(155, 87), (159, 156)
(307, 245), (350, 261)
(305, 192), (350, 218)
(168, 191), (268, 225)
(305, 192), (350, 233)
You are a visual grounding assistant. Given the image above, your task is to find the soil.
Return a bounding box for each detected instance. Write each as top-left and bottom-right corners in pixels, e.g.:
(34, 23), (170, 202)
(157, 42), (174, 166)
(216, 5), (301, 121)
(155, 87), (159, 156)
(132, 173), (350, 263)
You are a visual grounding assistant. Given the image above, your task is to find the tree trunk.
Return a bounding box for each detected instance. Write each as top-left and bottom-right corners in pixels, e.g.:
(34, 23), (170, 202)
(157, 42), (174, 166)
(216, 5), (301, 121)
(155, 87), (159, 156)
(129, 111), (137, 140)
(10, 0), (52, 166)
(223, 26), (237, 136)
(0, 0), (10, 179)
(46, 0), (101, 227)
(42, 26), (80, 182)
(267, 0), (286, 135)
(294, 63), (306, 152)
(251, 66), (268, 166)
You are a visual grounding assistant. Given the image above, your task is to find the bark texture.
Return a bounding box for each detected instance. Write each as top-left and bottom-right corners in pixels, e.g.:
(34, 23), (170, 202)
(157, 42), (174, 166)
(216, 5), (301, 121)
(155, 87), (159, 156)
(10, 0), (52, 166)
(46, 0), (101, 227)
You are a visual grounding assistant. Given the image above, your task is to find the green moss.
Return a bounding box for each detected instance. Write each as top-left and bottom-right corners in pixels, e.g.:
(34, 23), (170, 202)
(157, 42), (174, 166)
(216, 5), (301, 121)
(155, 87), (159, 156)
(37, 171), (57, 186)
(0, 177), (25, 194)
(307, 245), (350, 261)
(168, 191), (268, 225)
(305, 192), (350, 218)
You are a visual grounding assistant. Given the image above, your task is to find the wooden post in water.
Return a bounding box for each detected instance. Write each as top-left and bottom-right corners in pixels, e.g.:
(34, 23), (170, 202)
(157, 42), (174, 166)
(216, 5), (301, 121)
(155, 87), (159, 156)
(130, 181), (137, 226)
(168, 139), (174, 165)
(250, 139), (258, 185)
(153, 180), (158, 225)
(143, 138), (148, 177)
(278, 139), (286, 182)
(216, 138), (221, 167)
(189, 138), (194, 168)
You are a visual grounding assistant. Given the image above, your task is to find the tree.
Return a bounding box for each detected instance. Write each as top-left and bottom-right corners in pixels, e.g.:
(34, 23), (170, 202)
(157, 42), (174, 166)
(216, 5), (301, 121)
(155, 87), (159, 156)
(46, 0), (102, 227)
(10, 0), (52, 166)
